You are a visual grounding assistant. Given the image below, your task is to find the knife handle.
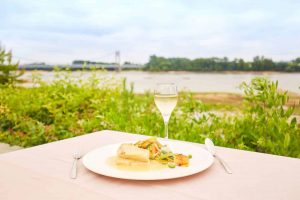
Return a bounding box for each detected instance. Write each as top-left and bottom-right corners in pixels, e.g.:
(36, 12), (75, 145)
(70, 159), (78, 179)
(215, 154), (232, 174)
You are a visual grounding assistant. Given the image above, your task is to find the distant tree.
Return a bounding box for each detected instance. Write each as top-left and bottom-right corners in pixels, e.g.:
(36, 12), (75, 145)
(252, 56), (275, 71)
(168, 58), (191, 70)
(275, 62), (288, 71)
(236, 59), (248, 71)
(0, 45), (23, 85)
(146, 55), (172, 71)
(285, 58), (300, 72)
(252, 56), (263, 70)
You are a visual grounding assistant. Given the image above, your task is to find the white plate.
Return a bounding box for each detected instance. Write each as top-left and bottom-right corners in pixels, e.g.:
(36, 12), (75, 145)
(82, 140), (214, 180)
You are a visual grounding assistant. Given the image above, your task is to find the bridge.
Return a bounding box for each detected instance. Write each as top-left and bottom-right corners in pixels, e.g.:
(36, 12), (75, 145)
(18, 51), (144, 71)
(19, 63), (144, 71)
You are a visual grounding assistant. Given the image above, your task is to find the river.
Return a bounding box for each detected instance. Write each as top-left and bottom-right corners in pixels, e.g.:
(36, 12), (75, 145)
(21, 71), (300, 94)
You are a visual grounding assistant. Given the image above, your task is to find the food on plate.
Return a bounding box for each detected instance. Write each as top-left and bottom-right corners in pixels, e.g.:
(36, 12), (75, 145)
(115, 157), (150, 167)
(115, 137), (191, 169)
(117, 144), (150, 163)
(174, 154), (189, 166)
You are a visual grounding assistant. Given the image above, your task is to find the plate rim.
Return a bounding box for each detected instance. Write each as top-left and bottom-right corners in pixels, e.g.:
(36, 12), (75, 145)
(82, 140), (214, 180)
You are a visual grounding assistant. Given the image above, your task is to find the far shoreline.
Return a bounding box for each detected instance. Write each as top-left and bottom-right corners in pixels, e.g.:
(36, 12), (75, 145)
(140, 70), (300, 75)
(19, 69), (300, 75)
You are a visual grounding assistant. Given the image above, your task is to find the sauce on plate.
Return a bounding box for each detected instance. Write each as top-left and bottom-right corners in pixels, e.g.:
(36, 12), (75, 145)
(106, 156), (167, 171)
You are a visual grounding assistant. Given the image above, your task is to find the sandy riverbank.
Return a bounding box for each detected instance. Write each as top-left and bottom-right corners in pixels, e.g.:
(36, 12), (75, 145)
(193, 92), (300, 105)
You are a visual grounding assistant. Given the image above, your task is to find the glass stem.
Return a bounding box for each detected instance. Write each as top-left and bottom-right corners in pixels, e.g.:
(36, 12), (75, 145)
(164, 120), (169, 139)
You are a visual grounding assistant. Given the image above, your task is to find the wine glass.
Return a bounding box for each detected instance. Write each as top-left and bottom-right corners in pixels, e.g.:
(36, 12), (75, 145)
(154, 83), (178, 139)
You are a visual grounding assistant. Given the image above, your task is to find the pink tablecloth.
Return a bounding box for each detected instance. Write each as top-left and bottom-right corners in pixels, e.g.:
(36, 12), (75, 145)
(0, 130), (299, 200)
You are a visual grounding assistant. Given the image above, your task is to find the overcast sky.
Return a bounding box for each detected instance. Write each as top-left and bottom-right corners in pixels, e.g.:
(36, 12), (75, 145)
(0, 0), (300, 64)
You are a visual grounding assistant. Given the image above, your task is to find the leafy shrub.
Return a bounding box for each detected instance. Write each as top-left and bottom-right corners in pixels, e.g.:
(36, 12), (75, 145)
(0, 72), (299, 157)
(0, 45), (23, 85)
(237, 78), (299, 156)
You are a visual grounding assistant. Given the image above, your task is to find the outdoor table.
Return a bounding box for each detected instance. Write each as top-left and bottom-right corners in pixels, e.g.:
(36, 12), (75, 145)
(0, 130), (299, 200)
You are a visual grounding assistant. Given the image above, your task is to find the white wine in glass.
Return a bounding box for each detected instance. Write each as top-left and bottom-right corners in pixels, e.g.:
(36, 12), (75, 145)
(154, 83), (178, 139)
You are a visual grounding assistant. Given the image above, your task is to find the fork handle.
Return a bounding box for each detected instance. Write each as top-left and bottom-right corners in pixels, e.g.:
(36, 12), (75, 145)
(215, 155), (232, 174)
(70, 159), (78, 179)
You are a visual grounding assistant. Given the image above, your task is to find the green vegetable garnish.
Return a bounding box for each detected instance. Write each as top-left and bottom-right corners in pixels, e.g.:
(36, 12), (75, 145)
(168, 162), (176, 168)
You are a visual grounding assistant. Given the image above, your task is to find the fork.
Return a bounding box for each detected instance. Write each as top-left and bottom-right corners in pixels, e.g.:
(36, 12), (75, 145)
(70, 152), (82, 179)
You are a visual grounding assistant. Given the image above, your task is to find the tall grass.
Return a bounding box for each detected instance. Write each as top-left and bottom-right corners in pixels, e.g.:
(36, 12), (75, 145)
(0, 72), (299, 157)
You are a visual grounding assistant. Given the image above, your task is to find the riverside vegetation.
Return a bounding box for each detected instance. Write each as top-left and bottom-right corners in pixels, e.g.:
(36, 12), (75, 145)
(145, 55), (300, 72)
(0, 70), (299, 158)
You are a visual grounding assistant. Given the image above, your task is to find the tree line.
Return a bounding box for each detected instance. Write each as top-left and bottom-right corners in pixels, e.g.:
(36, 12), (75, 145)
(145, 55), (300, 72)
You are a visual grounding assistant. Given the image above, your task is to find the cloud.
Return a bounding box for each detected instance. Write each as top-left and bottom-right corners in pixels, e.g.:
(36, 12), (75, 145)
(0, 0), (299, 64)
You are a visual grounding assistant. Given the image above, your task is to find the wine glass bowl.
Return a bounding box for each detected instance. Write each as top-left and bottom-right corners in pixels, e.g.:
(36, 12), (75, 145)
(154, 83), (178, 139)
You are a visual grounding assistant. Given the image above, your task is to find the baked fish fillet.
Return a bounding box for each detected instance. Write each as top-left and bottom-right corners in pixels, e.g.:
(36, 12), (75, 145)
(117, 144), (150, 162)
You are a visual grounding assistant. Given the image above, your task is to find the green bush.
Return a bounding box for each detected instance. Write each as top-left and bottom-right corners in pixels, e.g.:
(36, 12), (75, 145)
(0, 72), (299, 157)
(0, 45), (23, 85)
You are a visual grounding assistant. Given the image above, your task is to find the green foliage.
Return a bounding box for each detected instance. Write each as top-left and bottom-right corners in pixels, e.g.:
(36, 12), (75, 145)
(0, 45), (23, 85)
(145, 55), (300, 72)
(0, 73), (299, 157)
(236, 78), (299, 156)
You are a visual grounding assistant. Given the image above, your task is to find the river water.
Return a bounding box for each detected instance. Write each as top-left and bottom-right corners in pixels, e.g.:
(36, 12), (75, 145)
(22, 71), (300, 94)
